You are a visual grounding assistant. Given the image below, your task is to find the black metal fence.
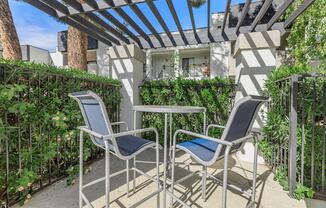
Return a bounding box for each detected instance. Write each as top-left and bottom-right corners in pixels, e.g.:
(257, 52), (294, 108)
(264, 74), (326, 199)
(0, 65), (120, 206)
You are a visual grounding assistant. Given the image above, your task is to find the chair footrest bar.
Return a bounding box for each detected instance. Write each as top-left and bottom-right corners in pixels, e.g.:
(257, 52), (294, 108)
(166, 190), (191, 208)
(129, 188), (162, 208)
(133, 168), (159, 184)
(82, 169), (128, 189)
(135, 160), (163, 165)
(207, 173), (253, 197)
(174, 170), (201, 185)
(81, 192), (94, 208)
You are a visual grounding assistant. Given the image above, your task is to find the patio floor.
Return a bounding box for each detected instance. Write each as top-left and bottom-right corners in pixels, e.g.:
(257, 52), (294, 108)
(14, 149), (314, 208)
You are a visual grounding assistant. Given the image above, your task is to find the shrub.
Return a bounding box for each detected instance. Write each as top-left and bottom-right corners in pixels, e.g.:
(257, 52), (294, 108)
(139, 77), (236, 143)
(0, 59), (121, 205)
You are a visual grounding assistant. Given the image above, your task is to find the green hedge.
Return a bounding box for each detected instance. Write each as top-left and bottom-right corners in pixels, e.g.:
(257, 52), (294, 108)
(139, 78), (236, 143)
(260, 65), (325, 199)
(0, 59), (121, 205)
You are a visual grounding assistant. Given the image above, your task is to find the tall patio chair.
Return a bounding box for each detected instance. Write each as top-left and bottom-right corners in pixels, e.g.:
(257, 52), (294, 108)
(69, 91), (161, 208)
(170, 95), (268, 208)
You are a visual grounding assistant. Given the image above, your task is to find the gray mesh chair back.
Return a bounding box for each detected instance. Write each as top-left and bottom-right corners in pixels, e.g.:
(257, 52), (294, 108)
(69, 91), (114, 148)
(216, 95), (268, 158)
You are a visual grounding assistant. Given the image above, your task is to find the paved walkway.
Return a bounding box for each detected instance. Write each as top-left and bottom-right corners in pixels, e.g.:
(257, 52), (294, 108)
(14, 149), (318, 208)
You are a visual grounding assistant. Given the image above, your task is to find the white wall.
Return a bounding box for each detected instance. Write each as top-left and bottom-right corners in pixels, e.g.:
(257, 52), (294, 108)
(151, 52), (173, 78)
(21, 45), (53, 64)
(96, 42), (145, 130)
(210, 42), (230, 77)
(50, 48), (65, 67)
(233, 31), (281, 164)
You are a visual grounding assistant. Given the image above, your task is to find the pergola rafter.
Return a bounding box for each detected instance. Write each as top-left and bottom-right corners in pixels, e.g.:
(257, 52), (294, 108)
(23, 0), (316, 49)
(109, 4), (154, 47)
(187, 0), (201, 43)
(98, 10), (143, 48)
(249, 0), (273, 32)
(235, 0), (252, 34)
(166, 0), (189, 45)
(126, 1), (165, 47)
(221, 0), (231, 35)
(146, 0), (176, 46)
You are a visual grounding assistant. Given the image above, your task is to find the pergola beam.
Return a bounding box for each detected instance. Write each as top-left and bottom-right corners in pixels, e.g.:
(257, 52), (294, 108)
(41, 0), (121, 45)
(58, 0), (149, 17)
(98, 10), (143, 48)
(127, 1), (165, 47)
(84, 13), (130, 44)
(166, 0), (188, 45)
(235, 0), (252, 33)
(284, 0), (315, 28)
(267, 0), (294, 30)
(249, 0), (273, 32)
(136, 22), (285, 49)
(23, 0), (113, 46)
(221, 0), (231, 35)
(146, 0), (176, 46)
(187, 0), (201, 43)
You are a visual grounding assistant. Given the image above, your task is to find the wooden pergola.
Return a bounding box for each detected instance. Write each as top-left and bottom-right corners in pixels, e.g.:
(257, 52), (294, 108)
(23, 0), (315, 49)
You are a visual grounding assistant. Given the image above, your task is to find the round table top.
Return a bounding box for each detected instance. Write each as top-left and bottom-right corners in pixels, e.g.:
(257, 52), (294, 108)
(133, 105), (206, 114)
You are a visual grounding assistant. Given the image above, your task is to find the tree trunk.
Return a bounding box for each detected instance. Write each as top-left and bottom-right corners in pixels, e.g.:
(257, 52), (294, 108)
(67, 0), (88, 71)
(0, 0), (22, 60)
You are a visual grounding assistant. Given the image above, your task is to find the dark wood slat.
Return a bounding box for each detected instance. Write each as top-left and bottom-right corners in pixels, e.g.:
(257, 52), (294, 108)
(284, 0), (315, 28)
(136, 22), (286, 49)
(42, 0), (120, 45)
(85, 0), (99, 10)
(127, 1), (165, 47)
(59, 0), (150, 17)
(24, 0), (113, 46)
(166, 0), (188, 45)
(70, 16), (121, 45)
(64, 0), (84, 12)
(105, 0), (153, 47)
(146, 0), (176, 46)
(249, 0), (273, 32)
(84, 13), (130, 44)
(207, 0), (214, 41)
(235, 0), (252, 33)
(114, 7), (154, 47)
(98, 10), (142, 48)
(39, 0), (69, 15)
(221, 0), (231, 34)
(187, 0), (201, 43)
(267, 0), (294, 30)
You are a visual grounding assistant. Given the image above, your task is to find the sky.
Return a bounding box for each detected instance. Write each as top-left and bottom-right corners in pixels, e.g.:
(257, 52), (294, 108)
(9, 0), (245, 52)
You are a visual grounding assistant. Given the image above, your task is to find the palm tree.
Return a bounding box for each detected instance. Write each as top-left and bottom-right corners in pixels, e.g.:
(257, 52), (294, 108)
(0, 0), (22, 60)
(67, 0), (88, 70)
(190, 0), (206, 8)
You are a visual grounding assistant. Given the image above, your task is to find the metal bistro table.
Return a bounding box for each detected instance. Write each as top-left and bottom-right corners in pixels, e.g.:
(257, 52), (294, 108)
(133, 105), (206, 208)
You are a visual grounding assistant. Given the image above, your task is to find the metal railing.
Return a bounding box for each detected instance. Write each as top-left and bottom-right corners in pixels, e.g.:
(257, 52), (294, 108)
(264, 74), (326, 199)
(0, 66), (120, 206)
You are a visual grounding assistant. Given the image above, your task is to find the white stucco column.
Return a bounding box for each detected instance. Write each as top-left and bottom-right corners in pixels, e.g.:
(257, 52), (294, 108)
(109, 45), (146, 130)
(145, 49), (152, 79)
(233, 30), (281, 164)
(210, 42), (230, 77)
(173, 48), (180, 78)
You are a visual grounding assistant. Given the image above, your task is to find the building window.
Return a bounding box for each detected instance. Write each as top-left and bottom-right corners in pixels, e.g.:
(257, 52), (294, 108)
(182, 57), (194, 76)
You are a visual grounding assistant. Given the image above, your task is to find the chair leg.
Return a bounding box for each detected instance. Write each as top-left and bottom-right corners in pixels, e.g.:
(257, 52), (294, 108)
(251, 138), (258, 208)
(105, 143), (111, 208)
(126, 159), (130, 197)
(133, 156), (136, 193)
(222, 147), (231, 208)
(201, 166), (207, 202)
(170, 134), (177, 208)
(79, 131), (83, 208)
(156, 139), (160, 208)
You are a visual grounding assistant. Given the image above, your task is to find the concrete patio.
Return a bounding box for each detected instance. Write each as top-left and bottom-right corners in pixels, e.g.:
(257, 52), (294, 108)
(15, 149), (317, 208)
